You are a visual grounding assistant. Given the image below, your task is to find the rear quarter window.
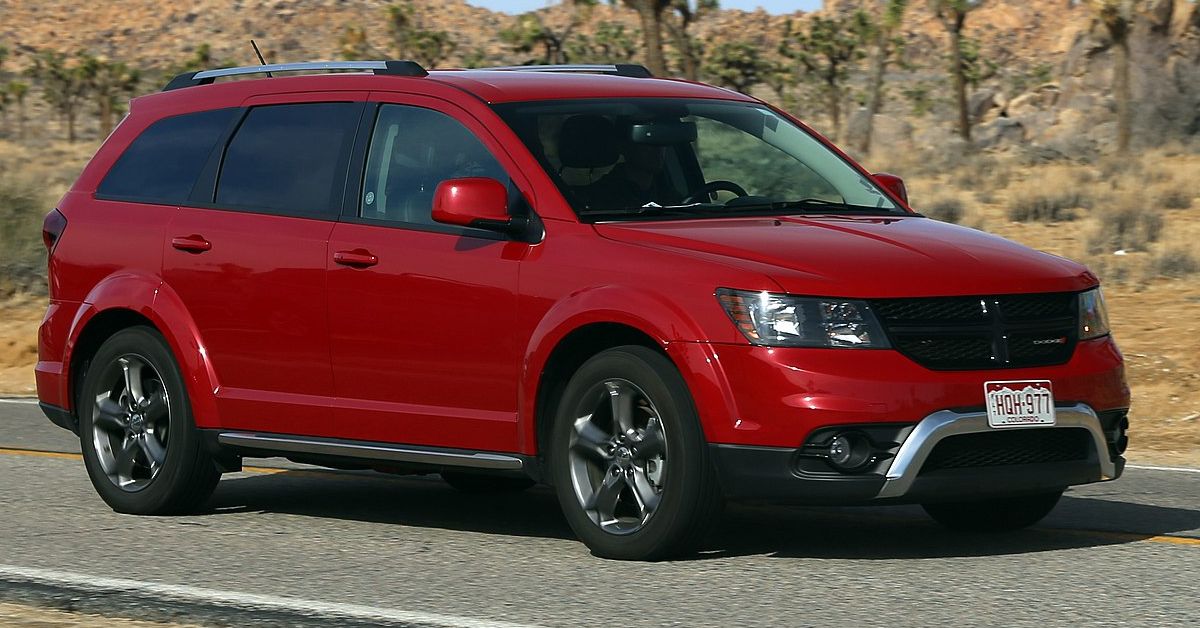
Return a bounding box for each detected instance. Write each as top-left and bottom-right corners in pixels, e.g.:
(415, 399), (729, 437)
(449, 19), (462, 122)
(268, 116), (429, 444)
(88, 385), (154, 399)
(97, 108), (238, 204)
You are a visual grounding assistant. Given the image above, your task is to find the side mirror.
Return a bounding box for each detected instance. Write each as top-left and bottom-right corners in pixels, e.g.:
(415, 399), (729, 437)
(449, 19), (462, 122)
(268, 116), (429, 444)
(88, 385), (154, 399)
(872, 172), (909, 206)
(433, 177), (515, 233)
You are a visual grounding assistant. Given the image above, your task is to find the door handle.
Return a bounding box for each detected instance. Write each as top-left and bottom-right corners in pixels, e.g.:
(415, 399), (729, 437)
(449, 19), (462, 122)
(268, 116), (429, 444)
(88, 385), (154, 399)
(171, 235), (212, 253)
(333, 249), (378, 268)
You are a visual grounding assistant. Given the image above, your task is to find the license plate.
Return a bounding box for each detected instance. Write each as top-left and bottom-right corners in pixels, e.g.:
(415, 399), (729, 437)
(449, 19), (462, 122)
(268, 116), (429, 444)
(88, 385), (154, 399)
(984, 380), (1056, 428)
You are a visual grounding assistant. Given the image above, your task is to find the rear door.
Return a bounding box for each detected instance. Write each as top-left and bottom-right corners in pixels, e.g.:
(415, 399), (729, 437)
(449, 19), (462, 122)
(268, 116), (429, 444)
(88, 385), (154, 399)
(162, 95), (365, 433)
(325, 95), (533, 451)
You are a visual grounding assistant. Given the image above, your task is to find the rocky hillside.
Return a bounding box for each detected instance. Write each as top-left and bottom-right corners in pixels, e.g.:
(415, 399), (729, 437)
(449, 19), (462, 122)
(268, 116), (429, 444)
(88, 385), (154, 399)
(0, 0), (1197, 153)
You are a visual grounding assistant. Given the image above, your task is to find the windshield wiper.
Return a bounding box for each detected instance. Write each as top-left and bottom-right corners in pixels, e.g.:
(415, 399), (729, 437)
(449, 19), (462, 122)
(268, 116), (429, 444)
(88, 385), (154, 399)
(714, 198), (885, 213)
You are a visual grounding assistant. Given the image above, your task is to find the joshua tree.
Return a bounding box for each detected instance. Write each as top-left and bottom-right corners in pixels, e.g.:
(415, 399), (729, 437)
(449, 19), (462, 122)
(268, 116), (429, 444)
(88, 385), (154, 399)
(928, 0), (982, 142)
(6, 82), (28, 139)
(29, 51), (91, 143)
(703, 40), (771, 93)
(857, 0), (908, 153)
(619, 0), (672, 76)
(501, 2), (595, 65)
(568, 22), (641, 64)
(780, 12), (871, 141)
(664, 0), (718, 81)
(1088, 0), (1135, 154)
(80, 54), (141, 136)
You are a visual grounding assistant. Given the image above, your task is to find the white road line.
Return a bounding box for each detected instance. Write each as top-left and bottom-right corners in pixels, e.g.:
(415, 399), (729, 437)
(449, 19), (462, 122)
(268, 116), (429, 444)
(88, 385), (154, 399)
(0, 398), (38, 405)
(0, 564), (539, 628)
(1126, 464), (1200, 474)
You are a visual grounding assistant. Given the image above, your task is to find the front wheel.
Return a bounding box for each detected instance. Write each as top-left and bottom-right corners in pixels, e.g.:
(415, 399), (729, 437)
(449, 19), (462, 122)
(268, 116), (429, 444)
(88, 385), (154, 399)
(550, 346), (721, 561)
(922, 490), (1064, 532)
(78, 327), (221, 515)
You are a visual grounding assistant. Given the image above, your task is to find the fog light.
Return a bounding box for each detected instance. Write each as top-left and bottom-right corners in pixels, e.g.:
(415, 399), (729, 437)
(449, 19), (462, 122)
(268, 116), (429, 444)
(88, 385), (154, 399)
(827, 432), (873, 471)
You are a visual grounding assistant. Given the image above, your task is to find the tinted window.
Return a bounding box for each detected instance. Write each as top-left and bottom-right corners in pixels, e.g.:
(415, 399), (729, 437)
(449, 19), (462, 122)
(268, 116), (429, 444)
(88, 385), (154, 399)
(97, 108), (236, 204)
(361, 105), (507, 225)
(216, 103), (361, 217)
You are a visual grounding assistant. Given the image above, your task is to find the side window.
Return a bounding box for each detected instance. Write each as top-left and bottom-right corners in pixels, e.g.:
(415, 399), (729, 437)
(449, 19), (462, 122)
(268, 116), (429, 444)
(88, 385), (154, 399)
(216, 103), (360, 217)
(97, 108), (237, 204)
(361, 104), (507, 225)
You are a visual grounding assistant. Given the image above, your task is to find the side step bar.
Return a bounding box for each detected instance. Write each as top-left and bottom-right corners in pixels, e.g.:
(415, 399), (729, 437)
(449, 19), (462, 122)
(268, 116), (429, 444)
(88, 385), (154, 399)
(217, 432), (524, 471)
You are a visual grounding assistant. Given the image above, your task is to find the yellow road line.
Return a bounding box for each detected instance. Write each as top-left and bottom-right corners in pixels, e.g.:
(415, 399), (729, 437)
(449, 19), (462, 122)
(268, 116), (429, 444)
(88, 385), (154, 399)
(0, 446), (287, 475)
(1, 446), (1197, 547)
(0, 447), (80, 461)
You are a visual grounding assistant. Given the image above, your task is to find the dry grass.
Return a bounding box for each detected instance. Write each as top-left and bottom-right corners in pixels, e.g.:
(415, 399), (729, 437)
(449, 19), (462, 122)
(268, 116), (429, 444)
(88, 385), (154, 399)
(921, 196), (966, 224)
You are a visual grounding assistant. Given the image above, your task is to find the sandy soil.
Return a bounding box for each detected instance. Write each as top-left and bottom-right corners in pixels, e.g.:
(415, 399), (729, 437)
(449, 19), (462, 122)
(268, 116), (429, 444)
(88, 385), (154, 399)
(0, 602), (197, 627)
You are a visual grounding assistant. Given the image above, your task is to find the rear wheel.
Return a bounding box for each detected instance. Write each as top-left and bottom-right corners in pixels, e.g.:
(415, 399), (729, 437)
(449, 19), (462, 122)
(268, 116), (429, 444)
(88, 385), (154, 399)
(440, 471), (535, 493)
(78, 327), (220, 515)
(922, 490), (1064, 532)
(550, 346), (721, 561)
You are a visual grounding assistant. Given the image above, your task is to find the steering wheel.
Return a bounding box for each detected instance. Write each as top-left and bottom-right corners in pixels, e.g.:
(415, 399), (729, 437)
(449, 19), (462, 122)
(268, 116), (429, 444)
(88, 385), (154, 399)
(684, 180), (749, 204)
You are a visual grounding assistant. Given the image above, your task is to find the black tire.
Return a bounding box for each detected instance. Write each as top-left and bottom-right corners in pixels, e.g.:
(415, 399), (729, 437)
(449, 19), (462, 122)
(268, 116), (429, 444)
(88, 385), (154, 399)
(922, 490), (1064, 532)
(549, 345), (722, 560)
(77, 326), (221, 515)
(441, 471), (536, 493)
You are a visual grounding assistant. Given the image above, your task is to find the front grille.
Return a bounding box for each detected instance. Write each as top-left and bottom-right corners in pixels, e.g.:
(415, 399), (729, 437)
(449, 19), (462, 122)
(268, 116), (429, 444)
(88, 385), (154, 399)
(920, 427), (1092, 473)
(871, 292), (1078, 370)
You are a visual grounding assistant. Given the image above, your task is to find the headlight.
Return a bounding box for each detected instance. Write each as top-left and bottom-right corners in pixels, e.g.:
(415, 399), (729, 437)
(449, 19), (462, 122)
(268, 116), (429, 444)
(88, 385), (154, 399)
(715, 289), (890, 348)
(1079, 287), (1111, 340)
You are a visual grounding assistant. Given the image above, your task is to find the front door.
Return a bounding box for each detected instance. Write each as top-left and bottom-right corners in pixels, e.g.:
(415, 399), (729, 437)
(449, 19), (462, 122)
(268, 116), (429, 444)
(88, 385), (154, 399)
(326, 98), (532, 452)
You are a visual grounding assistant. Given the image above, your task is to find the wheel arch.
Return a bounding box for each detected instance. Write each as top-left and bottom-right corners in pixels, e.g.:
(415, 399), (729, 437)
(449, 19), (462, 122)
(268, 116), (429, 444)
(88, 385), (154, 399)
(530, 322), (667, 460)
(63, 274), (220, 428)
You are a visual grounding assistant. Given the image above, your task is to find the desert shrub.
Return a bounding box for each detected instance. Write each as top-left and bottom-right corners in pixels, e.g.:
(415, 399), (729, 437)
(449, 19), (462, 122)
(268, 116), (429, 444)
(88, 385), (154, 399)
(0, 176), (47, 296)
(974, 188), (996, 204)
(1086, 204), (1164, 254)
(1007, 188), (1087, 222)
(1155, 185), (1194, 210)
(923, 197), (965, 224)
(1147, 248), (1199, 279)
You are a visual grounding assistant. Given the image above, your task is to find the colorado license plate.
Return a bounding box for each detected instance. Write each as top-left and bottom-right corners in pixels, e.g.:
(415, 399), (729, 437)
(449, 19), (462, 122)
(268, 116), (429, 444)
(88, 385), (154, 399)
(984, 380), (1056, 428)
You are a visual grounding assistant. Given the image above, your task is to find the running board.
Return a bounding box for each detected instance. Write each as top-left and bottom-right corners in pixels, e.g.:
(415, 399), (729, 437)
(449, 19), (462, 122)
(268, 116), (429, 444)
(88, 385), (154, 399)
(216, 432), (524, 471)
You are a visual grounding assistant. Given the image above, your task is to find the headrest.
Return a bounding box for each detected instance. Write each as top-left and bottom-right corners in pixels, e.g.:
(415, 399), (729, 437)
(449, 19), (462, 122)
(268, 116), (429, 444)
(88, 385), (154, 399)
(558, 114), (619, 169)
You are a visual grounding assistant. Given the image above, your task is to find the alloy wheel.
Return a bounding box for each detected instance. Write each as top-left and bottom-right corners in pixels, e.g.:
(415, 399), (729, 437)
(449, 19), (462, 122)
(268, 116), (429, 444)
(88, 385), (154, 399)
(567, 378), (668, 535)
(90, 355), (171, 491)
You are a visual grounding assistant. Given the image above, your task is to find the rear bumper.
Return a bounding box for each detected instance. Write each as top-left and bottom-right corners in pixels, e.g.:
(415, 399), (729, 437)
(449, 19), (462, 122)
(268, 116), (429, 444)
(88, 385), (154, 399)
(713, 403), (1125, 505)
(40, 402), (77, 435)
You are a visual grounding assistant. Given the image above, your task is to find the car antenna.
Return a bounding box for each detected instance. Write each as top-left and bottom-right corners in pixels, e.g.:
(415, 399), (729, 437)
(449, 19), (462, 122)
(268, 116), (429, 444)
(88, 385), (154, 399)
(250, 39), (272, 77)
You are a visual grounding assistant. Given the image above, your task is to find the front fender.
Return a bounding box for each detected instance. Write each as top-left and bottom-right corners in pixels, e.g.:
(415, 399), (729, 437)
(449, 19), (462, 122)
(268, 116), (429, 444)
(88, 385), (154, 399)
(518, 284), (736, 453)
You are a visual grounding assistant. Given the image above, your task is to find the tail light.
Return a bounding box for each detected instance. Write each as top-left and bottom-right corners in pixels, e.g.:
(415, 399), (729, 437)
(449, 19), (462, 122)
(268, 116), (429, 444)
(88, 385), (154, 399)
(42, 208), (67, 253)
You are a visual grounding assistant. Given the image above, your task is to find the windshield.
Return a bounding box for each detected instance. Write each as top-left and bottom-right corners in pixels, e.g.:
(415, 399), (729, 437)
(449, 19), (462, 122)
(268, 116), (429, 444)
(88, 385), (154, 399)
(493, 98), (901, 221)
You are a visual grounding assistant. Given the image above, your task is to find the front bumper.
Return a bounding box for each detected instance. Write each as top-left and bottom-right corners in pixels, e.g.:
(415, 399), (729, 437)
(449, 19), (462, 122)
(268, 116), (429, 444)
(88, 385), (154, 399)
(713, 403), (1125, 505)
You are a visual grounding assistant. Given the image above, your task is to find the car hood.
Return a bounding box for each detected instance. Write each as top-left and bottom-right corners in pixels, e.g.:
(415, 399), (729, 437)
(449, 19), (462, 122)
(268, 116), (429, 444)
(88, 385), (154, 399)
(594, 215), (1095, 298)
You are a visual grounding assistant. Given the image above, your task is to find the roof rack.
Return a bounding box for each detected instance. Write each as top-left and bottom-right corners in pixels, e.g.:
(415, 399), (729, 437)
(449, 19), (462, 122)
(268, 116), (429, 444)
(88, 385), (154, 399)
(162, 60), (428, 92)
(485, 64), (654, 78)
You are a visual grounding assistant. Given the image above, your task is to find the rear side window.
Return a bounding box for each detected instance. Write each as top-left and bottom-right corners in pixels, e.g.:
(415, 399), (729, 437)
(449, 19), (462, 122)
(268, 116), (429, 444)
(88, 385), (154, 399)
(216, 103), (361, 218)
(97, 108), (236, 204)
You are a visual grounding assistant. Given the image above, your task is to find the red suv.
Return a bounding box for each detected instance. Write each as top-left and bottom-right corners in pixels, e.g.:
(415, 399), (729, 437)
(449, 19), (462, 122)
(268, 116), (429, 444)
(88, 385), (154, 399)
(36, 61), (1129, 560)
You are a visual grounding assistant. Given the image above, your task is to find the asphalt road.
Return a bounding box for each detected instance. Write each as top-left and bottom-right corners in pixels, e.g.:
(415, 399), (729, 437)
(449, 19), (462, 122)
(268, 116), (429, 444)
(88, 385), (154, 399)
(1, 397), (1198, 627)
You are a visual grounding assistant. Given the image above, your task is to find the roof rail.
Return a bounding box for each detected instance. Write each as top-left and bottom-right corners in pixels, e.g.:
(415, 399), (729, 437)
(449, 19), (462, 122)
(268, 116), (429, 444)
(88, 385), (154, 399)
(162, 60), (428, 92)
(485, 64), (653, 78)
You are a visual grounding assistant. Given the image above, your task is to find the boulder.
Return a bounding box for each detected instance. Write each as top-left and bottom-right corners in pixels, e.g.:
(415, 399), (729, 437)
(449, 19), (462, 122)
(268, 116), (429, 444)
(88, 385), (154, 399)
(975, 118), (1027, 150)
